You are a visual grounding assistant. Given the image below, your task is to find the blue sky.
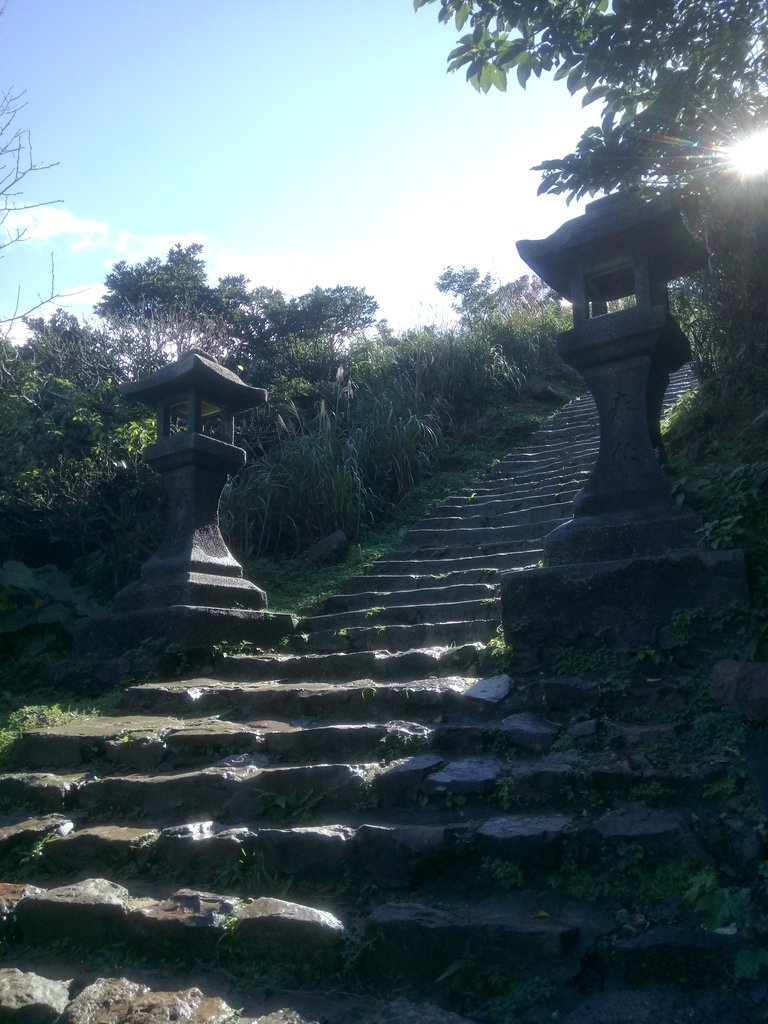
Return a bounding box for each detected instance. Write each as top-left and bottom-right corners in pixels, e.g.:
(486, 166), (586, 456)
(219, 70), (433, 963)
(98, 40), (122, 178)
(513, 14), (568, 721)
(1, 0), (594, 331)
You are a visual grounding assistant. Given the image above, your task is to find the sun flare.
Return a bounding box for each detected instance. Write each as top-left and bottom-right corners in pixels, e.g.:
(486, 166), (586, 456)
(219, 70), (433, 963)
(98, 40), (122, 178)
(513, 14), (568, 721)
(726, 129), (768, 177)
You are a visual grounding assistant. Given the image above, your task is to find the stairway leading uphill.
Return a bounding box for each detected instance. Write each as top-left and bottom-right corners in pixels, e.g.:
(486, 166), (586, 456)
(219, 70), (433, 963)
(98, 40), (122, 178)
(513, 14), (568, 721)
(2, 366), (758, 1024)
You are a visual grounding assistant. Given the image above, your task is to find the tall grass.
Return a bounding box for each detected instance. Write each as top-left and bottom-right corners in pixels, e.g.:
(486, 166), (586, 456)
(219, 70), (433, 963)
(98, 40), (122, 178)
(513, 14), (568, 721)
(222, 301), (571, 560)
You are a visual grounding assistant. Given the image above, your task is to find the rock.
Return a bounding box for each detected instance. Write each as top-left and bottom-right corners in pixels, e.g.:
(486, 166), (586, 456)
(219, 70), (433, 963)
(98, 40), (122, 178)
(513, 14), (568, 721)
(58, 978), (147, 1023)
(126, 888), (238, 957)
(367, 903), (467, 982)
(0, 967), (70, 1022)
(255, 825), (353, 882)
(234, 897), (344, 964)
(499, 712), (558, 753)
(421, 757), (504, 796)
(373, 755), (444, 799)
(0, 882), (44, 940)
(299, 530), (349, 567)
(586, 807), (687, 857)
(476, 814), (574, 866)
(352, 824), (448, 887)
(556, 986), (753, 1024)
(374, 998), (476, 1023)
(0, 813), (74, 870)
(712, 659), (768, 720)
(567, 719), (598, 739)
(60, 978), (234, 1023)
(14, 877), (129, 947)
(465, 675), (511, 703)
(610, 925), (740, 986)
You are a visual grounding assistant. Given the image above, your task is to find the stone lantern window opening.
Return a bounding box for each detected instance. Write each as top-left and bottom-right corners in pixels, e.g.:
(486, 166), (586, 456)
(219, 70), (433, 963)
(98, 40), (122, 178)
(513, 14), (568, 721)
(158, 394), (234, 443)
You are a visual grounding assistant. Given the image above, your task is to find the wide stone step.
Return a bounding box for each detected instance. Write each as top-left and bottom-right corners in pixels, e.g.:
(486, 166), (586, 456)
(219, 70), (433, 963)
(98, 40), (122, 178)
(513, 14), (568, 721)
(0, 804), (706, 903)
(122, 673), (513, 719)
(340, 568), (499, 596)
(213, 641), (487, 682)
(320, 581), (496, 614)
(0, 743), (721, 828)
(299, 597), (499, 633)
(370, 547), (543, 575)
(289, 618), (500, 654)
(419, 499), (573, 530)
(436, 486), (580, 513)
(399, 517), (569, 550)
(446, 470), (589, 501)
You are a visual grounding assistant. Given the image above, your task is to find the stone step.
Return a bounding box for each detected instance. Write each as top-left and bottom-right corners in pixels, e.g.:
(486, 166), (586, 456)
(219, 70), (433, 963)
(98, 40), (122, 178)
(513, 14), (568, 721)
(288, 618), (500, 654)
(213, 641), (487, 682)
(0, 745), (723, 828)
(121, 673), (511, 719)
(298, 597), (499, 633)
(0, 804), (704, 901)
(418, 499), (573, 530)
(340, 568), (500, 596)
(320, 581), (497, 614)
(436, 486), (580, 512)
(369, 547), (543, 575)
(398, 517), (569, 550)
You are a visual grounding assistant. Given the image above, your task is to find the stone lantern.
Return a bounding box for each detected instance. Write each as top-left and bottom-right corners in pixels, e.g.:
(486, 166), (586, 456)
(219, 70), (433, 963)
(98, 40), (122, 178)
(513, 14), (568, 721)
(517, 191), (706, 564)
(75, 350), (295, 669)
(500, 193), (748, 660)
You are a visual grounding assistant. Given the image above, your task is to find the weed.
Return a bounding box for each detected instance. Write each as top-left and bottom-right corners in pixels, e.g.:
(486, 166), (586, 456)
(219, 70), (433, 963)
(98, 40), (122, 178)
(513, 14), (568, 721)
(481, 857), (524, 890)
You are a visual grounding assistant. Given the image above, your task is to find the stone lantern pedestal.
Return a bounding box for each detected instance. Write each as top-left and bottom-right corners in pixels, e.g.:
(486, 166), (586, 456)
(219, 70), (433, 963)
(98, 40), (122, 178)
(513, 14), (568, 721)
(501, 194), (749, 662)
(73, 351), (296, 676)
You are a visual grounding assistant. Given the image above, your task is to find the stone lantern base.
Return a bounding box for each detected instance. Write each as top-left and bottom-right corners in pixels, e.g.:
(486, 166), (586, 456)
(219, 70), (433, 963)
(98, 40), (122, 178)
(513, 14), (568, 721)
(500, 548), (749, 668)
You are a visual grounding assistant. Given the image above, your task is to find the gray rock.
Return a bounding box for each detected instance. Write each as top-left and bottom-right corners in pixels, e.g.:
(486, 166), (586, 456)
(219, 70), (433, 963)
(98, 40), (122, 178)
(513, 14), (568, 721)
(14, 877), (129, 947)
(0, 882), (44, 940)
(465, 675), (511, 703)
(60, 978), (234, 1023)
(500, 712), (558, 753)
(421, 757), (504, 796)
(367, 903), (467, 982)
(611, 925), (740, 986)
(476, 814), (574, 866)
(556, 987), (753, 1024)
(373, 998), (476, 1023)
(234, 897), (344, 963)
(299, 530), (349, 567)
(126, 888), (238, 957)
(0, 967), (70, 1022)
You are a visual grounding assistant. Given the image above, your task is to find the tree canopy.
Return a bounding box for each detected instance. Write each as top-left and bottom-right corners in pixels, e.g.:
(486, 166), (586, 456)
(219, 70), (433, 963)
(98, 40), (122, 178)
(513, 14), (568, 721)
(414, 0), (768, 198)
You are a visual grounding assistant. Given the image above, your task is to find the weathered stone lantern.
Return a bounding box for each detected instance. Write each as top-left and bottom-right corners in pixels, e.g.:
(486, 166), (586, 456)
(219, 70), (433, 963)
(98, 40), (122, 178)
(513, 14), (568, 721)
(500, 193), (749, 659)
(517, 192), (705, 564)
(75, 350), (295, 669)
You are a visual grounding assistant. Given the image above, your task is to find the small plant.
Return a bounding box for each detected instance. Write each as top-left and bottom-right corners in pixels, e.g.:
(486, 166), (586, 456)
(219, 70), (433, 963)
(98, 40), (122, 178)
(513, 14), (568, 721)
(481, 856), (524, 890)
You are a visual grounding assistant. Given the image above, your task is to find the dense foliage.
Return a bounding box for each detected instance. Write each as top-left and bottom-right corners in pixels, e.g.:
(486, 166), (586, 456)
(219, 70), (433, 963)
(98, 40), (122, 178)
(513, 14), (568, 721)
(414, 0), (768, 197)
(0, 247), (571, 610)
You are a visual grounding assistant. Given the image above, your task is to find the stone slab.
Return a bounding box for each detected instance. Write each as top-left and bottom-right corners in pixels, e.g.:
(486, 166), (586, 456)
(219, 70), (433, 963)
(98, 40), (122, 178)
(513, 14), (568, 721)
(0, 967), (70, 1023)
(501, 549), (748, 657)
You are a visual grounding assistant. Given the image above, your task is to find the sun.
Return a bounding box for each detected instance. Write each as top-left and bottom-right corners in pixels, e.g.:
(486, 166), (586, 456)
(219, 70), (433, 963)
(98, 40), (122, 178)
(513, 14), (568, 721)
(726, 129), (768, 177)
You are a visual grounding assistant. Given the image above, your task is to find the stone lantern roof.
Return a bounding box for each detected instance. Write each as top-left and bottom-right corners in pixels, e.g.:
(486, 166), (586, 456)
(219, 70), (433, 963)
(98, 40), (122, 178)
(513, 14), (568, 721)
(120, 349), (266, 412)
(516, 192), (707, 302)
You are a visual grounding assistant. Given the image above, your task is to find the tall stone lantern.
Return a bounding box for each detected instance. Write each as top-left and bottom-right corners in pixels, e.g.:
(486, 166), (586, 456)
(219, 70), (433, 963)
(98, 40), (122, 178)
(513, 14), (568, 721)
(75, 350), (296, 669)
(517, 192), (705, 564)
(500, 193), (748, 660)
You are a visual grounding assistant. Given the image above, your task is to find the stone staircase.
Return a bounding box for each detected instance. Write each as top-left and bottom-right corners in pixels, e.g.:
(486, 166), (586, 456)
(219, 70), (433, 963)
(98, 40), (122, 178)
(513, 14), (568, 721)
(1, 368), (763, 1023)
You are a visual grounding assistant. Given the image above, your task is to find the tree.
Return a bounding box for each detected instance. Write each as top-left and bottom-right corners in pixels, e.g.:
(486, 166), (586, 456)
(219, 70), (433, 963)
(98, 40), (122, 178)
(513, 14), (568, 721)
(414, 0), (768, 198)
(95, 243), (379, 383)
(2, 0), (60, 327)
